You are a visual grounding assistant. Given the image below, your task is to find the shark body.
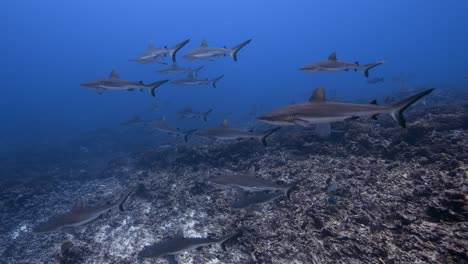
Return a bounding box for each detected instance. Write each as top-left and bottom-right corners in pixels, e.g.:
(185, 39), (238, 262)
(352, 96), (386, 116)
(257, 86), (434, 128)
(33, 188), (134, 233)
(184, 38), (252, 61)
(195, 120), (280, 146)
(299, 52), (384, 77)
(131, 39), (190, 64)
(80, 69), (168, 97)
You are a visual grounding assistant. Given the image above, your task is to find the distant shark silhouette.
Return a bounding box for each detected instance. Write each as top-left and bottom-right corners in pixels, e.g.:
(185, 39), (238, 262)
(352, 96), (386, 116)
(130, 39), (190, 64)
(80, 69), (168, 97)
(171, 72), (224, 88)
(299, 52), (384, 77)
(33, 188), (134, 233)
(184, 38), (252, 61)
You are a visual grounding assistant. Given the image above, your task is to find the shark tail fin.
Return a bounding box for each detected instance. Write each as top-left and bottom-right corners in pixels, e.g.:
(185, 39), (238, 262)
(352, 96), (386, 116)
(118, 188), (135, 212)
(183, 129), (197, 142)
(219, 231), (243, 251)
(147, 80), (169, 97)
(362, 61), (384, 77)
(285, 179), (303, 201)
(169, 39), (190, 63)
(203, 109), (213, 122)
(193, 66), (204, 76)
(211, 75), (224, 88)
(260, 127), (281, 146)
(230, 39), (252, 61)
(390, 88), (434, 128)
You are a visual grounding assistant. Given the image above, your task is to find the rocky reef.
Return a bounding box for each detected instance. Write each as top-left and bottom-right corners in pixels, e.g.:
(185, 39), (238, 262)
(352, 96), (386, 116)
(0, 98), (466, 263)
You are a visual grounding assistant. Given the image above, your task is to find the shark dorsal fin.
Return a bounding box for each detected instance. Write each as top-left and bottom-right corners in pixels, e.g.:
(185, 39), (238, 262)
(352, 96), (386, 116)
(308, 86), (326, 102)
(109, 69), (119, 78)
(328, 51), (337, 61)
(370, 99), (378, 105)
(201, 38), (208, 47)
(247, 166), (255, 177)
(220, 119), (229, 128)
(176, 229), (184, 238)
(148, 40), (154, 49)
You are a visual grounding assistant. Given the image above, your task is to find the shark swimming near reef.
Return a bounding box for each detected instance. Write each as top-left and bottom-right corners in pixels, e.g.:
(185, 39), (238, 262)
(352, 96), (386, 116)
(171, 72), (224, 88)
(194, 120), (280, 146)
(149, 117), (197, 142)
(157, 64), (204, 76)
(32, 188), (134, 233)
(184, 38), (252, 61)
(80, 69), (168, 97)
(212, 166), (299, 199)
(257, 86), (434, 128)
(130, 39), (190, 64)
(299, 52), (384, 77)
(177, 108), (213, 122)
(138, 229), (241, 263)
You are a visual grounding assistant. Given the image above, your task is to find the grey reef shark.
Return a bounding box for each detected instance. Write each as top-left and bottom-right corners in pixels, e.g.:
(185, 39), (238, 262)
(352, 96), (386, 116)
(149, 116), (197, 142)
(177, 108), (213, 122)
(32, 188), (134, 233)
(171, 72), (224, 88)
(257, 86), (434, 128)
(299, 51), (384, 77)
(194, 119), (281, 146)
(130, 39), (190, 64)
(138, 229), (241, 263)
(184, 38), (252, 61)
(80, 69), (168, 97)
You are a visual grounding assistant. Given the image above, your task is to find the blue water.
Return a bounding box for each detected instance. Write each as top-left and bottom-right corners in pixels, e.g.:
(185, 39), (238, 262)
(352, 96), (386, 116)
(2, 0), (468, 151)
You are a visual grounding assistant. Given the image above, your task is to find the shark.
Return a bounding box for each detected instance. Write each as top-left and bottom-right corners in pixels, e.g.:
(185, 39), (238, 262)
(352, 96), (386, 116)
(149, 117), (197, 142)
(32, 188), (134, 233)
(139, 230), (241, 262)
(231, 189), (288, 209)
(130, 39), (190, 64)
(171, 72), (224, 88)
(257, 86), (434, 128)
(299, 52), (384, 77)
(212, 166), (300, 199)
(177, 108), (213, 122)
(184, 38), (252, 61)
(194, 119), (281, 146)
(80, 69), (169, 97)
(157, 64), (204, 76)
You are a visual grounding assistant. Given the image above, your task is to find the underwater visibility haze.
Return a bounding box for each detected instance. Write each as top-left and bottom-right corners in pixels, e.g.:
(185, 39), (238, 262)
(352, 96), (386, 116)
(1, 1), (468, 263)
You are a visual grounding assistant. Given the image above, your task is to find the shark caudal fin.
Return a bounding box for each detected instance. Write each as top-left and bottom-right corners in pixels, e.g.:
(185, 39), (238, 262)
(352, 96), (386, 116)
(260, 127), (281, 146)
(147, 80), (169, 97)
(362, 61), (384, 77)
(390, 88), (434, 128)
(230, 39), (252, 61)
(193, 66), (204, 76)
(117, 188), (135, 212)
(183, 129), (197, 142)
(203, 109), (213, 122)
(285, 179), (303, 201)
(211, 75), (224, 88)
(218, 231), (243, 251)
(169, 39), (190, 63)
